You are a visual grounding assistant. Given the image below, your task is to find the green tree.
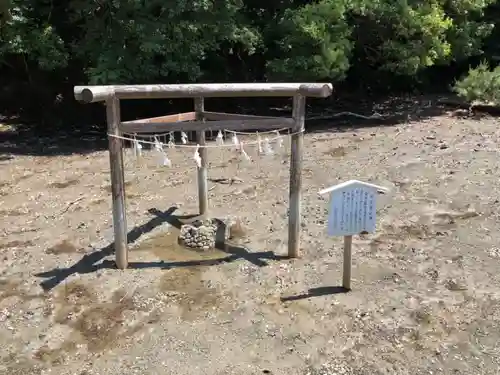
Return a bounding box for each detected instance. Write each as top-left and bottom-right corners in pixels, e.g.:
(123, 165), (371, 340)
(266, 0), (352, 81)
(0, 0), (498, 122)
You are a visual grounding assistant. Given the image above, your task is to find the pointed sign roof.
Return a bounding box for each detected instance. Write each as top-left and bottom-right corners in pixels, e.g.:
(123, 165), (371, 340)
(318, 179), (389, 196)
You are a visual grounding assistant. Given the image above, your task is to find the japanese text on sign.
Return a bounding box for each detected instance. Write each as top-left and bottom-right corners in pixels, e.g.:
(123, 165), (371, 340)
(327, 186), (376, 236)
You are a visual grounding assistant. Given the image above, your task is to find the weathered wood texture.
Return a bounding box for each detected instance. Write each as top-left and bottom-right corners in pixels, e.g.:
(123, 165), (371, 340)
(74, 83), (333, 103)
(288, 94), (306, 258)
(119, 118), (294, 134)
(343, 235), (353, 290)
(202, 111), (285, 121)
(128, 112), (196, 124)
(195, 97), (209, 217)
(75, 86), (115, 103)
(105, 96), (128, 270)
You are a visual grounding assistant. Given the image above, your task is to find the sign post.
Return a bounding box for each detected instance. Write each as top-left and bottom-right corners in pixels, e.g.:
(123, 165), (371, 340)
(319, 180), (389, 290)
(342, 234), (353, 290)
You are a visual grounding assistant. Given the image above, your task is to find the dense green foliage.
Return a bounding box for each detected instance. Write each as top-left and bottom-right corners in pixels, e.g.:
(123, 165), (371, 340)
(0, 0), (499, 122)
(454, 62), (500, 104)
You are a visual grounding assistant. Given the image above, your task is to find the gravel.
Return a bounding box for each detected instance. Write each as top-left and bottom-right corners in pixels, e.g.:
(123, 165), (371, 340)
(1, 102), (500, 374)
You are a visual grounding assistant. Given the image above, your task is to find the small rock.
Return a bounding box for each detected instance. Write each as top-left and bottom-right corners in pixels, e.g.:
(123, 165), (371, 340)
(445, 278), (467, 291)
(488, 247), (500, 258)
(228, 218), (246, 239)
(426, 268), (439, 281)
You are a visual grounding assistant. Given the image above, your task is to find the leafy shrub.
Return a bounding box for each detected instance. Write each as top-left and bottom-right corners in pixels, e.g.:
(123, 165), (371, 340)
(453, 62), (500, 105)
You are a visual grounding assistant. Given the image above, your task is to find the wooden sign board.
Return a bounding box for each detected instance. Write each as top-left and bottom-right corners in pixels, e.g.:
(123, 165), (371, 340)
(319, 180), (389, 290)
(319, 180), (385, 236)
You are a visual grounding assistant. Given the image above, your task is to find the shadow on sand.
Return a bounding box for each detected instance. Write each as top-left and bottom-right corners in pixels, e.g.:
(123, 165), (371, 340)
(36, 206), (287, 291)
(280, 286), (349, 302)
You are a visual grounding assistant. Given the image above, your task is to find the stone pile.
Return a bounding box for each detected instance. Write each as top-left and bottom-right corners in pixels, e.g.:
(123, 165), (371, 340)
(178, 219), (219, 250)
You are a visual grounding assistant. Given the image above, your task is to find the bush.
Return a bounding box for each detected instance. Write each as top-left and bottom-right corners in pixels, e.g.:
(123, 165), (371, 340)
(453, 62), (500, 105)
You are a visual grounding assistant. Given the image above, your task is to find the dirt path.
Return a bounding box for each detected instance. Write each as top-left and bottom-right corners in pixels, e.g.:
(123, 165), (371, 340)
(1, 110), (500, 375)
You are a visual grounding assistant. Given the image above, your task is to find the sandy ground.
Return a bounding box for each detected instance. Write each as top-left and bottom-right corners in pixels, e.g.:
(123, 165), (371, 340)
(1, 104), (500, 375)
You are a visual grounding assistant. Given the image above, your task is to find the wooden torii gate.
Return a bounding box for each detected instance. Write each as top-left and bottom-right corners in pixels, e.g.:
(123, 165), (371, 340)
(74, 83), (333, 269)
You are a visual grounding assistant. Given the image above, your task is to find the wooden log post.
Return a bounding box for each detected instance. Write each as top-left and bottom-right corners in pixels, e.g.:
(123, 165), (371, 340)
(288, 94), (306, 258)
(195, 97), (209, 218)
(106, 96), (128, 269)
(342, 235), (353, 290)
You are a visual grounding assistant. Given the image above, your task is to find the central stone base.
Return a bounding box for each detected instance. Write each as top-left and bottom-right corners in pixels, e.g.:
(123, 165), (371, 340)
(178, 219), (220, 250)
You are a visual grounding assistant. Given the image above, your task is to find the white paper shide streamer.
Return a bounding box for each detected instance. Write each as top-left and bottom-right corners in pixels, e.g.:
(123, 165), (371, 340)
(168, 132), (175, 148)
(275, 130), (284, 149)
(193, 144), (202, 168)
(216, 131), (224, 146)
(153, 136), (170, 166)
(263, 137), (274, 156)
(181, 131), (188, 144)
(257, 133), (263, 155)
(133, 136), (143, 158)
(154, 136), (162, 152)
(115, 126), (293, 169)
(239, 142), (251, 162)
(232, 133), (239, 149)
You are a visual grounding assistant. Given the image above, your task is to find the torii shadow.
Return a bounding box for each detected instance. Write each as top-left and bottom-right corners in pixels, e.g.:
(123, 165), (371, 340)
(280, 286), (348, 302)
(36, 206), (287, 291)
